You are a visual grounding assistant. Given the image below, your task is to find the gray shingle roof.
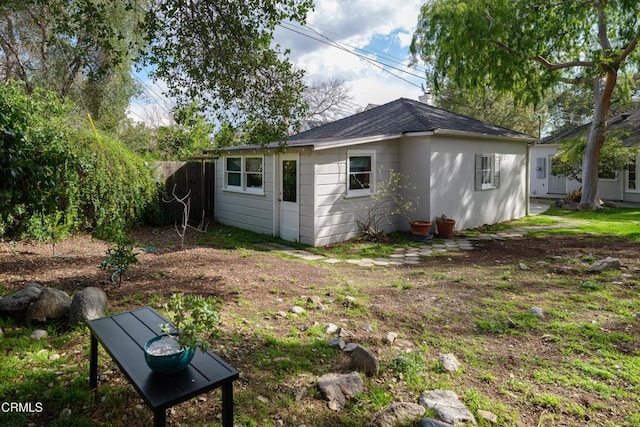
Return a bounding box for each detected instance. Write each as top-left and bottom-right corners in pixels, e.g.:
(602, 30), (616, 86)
(540, 107), (640, 146)
(214, 98), (533, 153)
(288, 97), (531, 141)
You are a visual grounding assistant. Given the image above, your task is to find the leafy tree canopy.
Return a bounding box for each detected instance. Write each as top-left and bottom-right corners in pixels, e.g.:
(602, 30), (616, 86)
(140, 0), (313, 143)
(411, 0), (640, 209)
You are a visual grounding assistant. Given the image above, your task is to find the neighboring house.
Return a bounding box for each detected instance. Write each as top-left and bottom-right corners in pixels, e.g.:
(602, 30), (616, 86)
(209, 98), (535, 247)
(530, 108), (640, 203)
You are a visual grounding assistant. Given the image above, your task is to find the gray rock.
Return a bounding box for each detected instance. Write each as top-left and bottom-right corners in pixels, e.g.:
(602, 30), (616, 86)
(382, 331), (398, 345)
(26, 287), (71, 323)
(0, 284), (42, 317)
(350, 344), (379, 376)
(529, 306), (545, 319)
(518, 263), (530, 270)
(343, 343), (358, 353)
(317, 372), (364, 410)
(290, 305), (306, 315)
(338, 327), (354, 338)
(30, 329), (48, 340)
(418, 390), (477, 425)
(587, 257), (621, 273)
(438, 353), (460, 373)
(477, 409), (498, 424)
(373, 402), (426, 427)
(415, 418), (453, 427)
(69, 287), (108, 323)
(328, 338), (346, 349)
(325, 323), (339, 335)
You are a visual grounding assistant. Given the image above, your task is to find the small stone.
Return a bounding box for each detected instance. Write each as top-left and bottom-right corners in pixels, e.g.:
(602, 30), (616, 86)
(328, 338), (346, 349)
(318, 372), (364, 411)
(373, 402), (426, 427)
(338, 327), (354, 338)
(344, 296), (357, 305)
(529, 306), (545, 319)
(49, 353), (61, 361)
(290, 306), (305, 315)
(439, 353), (460, 373)
(415, 418), (453, 427)
(275, 311), (287, 318)
(30, 329), (48, 341)
(362, 323), (374, 332)
(343, 343), (358, 353)
(350, 345), (380, 376)
(60, 408), (72, 417)
(382, 332), (398, 345)
(256, 395), (269, 404)
(477, 409), (498, 424)
(325, 323), (339, 335)
(587, 257), (621, 273)
(518, 263), (530, 270)
(418, 390), (476, 425)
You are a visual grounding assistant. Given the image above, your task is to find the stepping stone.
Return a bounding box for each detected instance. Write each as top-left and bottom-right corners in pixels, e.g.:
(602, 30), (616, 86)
(390, 254), (406, 259)
(323, 258), (342, 264)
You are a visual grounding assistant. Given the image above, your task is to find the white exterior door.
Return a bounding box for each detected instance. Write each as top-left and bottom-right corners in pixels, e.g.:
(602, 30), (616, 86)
(548, 155), (566, 194)
(279, 154), (299, 242)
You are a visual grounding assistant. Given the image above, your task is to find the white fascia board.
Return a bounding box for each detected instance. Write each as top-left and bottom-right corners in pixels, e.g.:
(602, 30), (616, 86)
(430, 129), (537, 143)
(311, 133), (404, 151)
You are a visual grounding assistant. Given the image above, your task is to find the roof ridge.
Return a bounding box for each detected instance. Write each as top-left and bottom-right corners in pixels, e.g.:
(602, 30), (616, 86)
(399, 98), (436, 130)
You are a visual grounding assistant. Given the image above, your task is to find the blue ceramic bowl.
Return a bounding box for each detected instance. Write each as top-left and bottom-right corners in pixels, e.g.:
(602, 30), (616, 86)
(144, 334), (195, 375)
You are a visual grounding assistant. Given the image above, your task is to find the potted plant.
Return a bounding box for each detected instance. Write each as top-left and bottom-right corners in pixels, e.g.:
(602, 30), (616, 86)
(409, 220), (432, 236)
(144, 293), (221, 375)
(435, 214), (456, 239)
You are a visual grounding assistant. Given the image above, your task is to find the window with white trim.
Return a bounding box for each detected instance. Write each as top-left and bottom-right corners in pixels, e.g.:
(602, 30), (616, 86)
(475, 153), (500, 191)
(627, 156), (638, 191)
(224, 155), (264, 193)
(347, 150), (375, 196)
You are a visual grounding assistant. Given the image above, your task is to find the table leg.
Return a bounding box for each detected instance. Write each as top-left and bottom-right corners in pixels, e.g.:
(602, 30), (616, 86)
(154, 409), (166, 427)
(90, 334), (98, 389)
(222, 382), (233, 427)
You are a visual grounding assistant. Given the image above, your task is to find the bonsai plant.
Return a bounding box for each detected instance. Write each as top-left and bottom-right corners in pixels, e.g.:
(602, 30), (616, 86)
(435, 214), (456, 239)
(144, 293), (221, 374)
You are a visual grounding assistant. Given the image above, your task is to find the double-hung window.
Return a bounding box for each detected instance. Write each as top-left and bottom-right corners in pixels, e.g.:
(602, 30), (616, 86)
(224, 155), (264, 193)
(347, 150), (375, 196)
(475, 153), (500, 191)
(627, 156), (638, 191)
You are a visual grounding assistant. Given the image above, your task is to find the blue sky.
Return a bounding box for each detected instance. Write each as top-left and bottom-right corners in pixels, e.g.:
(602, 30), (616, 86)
(128, 0), (426, 125)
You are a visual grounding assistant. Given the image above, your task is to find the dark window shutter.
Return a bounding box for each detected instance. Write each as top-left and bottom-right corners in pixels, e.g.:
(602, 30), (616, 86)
(536, 157), (546, 178)
(474, 153), (482, 191)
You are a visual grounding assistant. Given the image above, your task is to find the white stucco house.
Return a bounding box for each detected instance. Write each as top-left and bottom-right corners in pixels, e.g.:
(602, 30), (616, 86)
(530, 108), (640, 203)
(211, 98), (536, 246)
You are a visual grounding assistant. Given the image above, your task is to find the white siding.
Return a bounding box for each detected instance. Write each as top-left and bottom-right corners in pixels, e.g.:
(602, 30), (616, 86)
(399, 136), (432, 228)
(312, 142), (400, 246)
(430, 136), (529, 230)
(214, 155), (275, 236)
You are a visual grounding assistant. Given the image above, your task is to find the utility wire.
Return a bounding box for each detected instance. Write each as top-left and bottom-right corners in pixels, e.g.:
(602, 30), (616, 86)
(278, 23), (423, 89)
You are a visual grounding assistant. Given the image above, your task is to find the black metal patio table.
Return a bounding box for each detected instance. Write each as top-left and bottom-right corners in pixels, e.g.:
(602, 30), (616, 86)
(87, 306), (239, 427)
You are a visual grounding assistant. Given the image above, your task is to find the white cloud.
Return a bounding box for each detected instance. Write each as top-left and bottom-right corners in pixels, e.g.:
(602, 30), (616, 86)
(276, 0), (426, 110)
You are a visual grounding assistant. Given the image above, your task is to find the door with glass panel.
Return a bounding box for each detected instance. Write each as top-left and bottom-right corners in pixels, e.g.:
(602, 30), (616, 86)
(279, 154), (299, 242)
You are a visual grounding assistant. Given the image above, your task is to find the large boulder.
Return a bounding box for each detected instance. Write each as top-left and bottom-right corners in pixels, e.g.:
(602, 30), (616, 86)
(69, 287), (108, 323)
(317, 372), (364, 411)
(26, 287), (71, 323)
(350, 344), (380, 376)
(0, 283), (43, 317)
(373, 402), (426, 427)
(418, 390), (477, 425)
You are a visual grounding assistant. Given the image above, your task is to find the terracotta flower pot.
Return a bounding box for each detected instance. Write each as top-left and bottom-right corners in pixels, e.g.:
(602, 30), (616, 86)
(409, 220), (432, 236)
(436, 219), (456, 239)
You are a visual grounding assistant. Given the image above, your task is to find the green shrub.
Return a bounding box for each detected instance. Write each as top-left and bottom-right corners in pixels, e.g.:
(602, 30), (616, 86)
(0, 81), (158, 240)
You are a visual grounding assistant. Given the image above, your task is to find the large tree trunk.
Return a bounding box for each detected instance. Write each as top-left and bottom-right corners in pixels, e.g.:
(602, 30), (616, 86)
(579, 72), (617, 210)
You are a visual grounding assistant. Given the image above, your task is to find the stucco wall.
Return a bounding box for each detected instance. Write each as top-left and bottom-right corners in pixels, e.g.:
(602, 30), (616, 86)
(430, 135), (529, 230)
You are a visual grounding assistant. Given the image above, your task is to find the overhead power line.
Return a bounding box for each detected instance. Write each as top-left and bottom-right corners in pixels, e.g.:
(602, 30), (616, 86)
(278, 22), (425, 87)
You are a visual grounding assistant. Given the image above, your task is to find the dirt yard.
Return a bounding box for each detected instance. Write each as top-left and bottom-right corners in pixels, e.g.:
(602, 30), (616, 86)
(1, 226), (639, 426)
